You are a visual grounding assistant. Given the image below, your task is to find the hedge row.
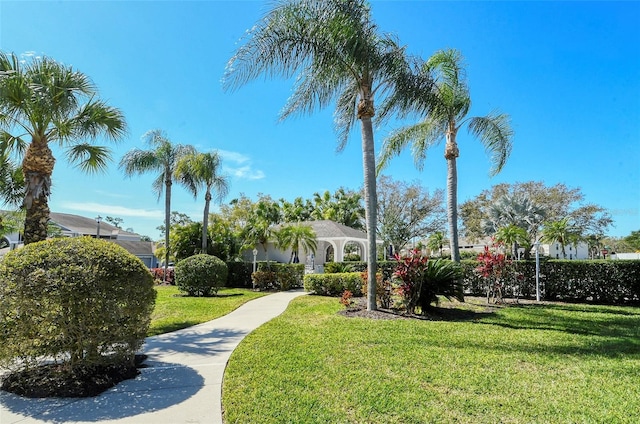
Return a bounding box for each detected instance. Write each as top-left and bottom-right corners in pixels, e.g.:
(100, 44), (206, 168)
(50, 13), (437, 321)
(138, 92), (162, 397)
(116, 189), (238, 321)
(461, 259), (640, 304)
(251, 262), (305, 291)
(303, 272), (363, 297)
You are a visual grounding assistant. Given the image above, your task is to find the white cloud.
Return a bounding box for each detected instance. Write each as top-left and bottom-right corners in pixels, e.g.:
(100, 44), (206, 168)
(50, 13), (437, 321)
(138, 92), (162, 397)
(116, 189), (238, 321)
(218, 150), (265, 181)
(62, 202), (164, 219)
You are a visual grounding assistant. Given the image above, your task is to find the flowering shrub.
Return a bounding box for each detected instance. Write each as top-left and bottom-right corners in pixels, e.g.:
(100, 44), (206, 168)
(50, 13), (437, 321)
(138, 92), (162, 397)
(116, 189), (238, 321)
(151, 267), (175, 284)
(393, 250), (428, 314)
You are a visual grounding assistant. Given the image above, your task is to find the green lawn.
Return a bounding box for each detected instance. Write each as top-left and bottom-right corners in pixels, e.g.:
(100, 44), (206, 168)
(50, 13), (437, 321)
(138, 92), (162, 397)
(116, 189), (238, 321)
(222, 296), (640, 424)
(148, 286), (266, 336)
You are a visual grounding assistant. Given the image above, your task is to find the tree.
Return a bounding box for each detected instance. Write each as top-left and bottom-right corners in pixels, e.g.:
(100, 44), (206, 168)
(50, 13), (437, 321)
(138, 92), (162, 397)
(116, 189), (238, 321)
(427, 231), (447, 257)
(376, 175), (445, 254)
(105, 216), (124, 229)
(242, 197), (282, 261)
(0, 52), (126, 243)
(119, 130), (195, 278)
(0, 153), (24, 208)
(541, 217), (579, 259)
(311, 188), (365, 230)
(494, 224), (529, 259)
(223, 0), (409, 311)
(378, 49), (514, 263)
(624, 230), (640, 252)
(280, 197), (315, 223)
(275, 223), (317, 263)
(175, 151), (230, 253)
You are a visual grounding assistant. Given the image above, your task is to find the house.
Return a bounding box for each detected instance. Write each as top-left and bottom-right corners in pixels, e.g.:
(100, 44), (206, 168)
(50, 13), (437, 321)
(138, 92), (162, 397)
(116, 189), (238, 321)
(0, 212), (159, 268)
(242, 220), (379, 272)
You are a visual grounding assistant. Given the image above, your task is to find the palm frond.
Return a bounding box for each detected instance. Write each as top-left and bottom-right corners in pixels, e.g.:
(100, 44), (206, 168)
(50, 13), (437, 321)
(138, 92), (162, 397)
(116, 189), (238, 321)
(65, 143), (112, 174)
(467, 111), (514, 176)
(377, 119), (443, 174)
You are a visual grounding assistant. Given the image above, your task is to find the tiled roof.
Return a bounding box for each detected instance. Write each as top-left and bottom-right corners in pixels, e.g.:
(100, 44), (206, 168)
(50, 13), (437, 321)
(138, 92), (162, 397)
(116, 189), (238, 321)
(278, 220), (367, 240)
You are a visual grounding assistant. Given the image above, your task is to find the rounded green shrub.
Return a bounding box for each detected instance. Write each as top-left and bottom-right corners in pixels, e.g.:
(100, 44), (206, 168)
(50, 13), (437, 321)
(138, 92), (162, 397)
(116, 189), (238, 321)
(175, 254), (228, 296)
(0, 237), (156, 371)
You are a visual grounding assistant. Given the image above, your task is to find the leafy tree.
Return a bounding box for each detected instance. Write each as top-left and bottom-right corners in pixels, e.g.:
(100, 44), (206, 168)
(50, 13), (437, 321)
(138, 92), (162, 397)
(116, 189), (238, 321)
(223, 0), (410, 311)
(0, 52), (126, 243)
(376, 175), (445, 254)
(378, 49), (514, 263)
(275, 223), (317, 263)
(119, 130), (195, 278)
(311, 188), (365, 230)
(175, 151), (230, 253)
(105, 216), (124, 229)
(624, 230), (640, 252)
(427, 231), (447, 257)
(280, 197), (314, 223)
(460, 181), (612, 253)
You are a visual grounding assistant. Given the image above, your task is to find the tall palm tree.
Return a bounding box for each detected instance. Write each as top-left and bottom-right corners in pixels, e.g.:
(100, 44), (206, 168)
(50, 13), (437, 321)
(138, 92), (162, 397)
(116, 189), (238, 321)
(275, 223), (317, 263)
(119, 130), (195, 279)
(377, 49), (513, 262)
(175, 151), (230, 253)
(223, 0), (408, 310)
(0, 52), (126, 243)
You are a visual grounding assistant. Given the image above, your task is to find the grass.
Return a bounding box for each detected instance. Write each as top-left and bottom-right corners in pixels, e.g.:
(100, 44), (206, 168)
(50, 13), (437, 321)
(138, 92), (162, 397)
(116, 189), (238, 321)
(147, 286), (266, 336)
(222, 296), (640, 423)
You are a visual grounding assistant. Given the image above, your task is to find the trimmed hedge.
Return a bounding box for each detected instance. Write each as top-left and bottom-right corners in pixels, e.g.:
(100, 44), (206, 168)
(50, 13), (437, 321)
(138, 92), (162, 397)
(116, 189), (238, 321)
(304, 272), (363, 296)
(0, 237), (156, 370)
(324, 261), (397, 281)
(175, 254), (227, 296)
(252, 262), (305, 291)
(226, 261), (253, 288)
(461, 259), (640, 304)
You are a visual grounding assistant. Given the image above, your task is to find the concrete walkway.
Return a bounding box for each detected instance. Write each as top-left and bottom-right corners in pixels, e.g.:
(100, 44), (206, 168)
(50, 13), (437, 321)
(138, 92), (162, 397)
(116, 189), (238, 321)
(0, 289), (307, 424)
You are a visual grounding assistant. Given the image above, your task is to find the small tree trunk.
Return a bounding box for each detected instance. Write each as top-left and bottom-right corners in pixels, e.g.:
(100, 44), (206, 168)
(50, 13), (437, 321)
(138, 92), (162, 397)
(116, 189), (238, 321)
(164, 176), (172, 283)
(202, 188), (212, 253)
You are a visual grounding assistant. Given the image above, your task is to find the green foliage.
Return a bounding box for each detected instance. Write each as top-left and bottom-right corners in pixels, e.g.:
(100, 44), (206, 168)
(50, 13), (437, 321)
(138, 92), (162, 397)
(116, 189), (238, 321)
(226, 261), (254, 288)
(252, 262), (304, 290)
(343, 253), (361, 261)
(324, 261), (397, 282)
(304, 272), (363, 297)
(0, 237), (155, 371)
(461, 259), (640, 304)
(175, 254), (228, 297)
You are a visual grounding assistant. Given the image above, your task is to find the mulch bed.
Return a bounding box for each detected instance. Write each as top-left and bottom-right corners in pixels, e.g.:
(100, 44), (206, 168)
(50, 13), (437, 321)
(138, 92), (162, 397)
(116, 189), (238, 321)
(1, 354), (148, 398)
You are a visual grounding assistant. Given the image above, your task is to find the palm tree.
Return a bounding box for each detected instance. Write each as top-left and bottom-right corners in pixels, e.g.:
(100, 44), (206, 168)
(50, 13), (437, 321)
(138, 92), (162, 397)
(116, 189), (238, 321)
(378, 49), (513, 263)
(119, 130), (195, 279)
(243, 198), (282, 263)
(275, 223), (317, 263)
(0, 152), (24, 208)
(223, 0), (408, 311)
(541, 217), (577, 259)
(427, 231), (447, 257)
(175, 151), (230, 253)
(0, 52), (126, 243)
(495, 224), (529, 259)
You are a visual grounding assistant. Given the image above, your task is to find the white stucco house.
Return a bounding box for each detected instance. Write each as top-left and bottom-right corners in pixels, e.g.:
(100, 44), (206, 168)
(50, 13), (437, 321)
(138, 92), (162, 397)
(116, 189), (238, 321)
(0, 212), (158, 268)
(242, 220), (379, 272)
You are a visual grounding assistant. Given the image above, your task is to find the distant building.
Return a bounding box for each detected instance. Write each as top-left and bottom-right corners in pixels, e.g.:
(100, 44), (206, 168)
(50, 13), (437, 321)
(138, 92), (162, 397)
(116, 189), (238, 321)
(0, 212), (158, 268)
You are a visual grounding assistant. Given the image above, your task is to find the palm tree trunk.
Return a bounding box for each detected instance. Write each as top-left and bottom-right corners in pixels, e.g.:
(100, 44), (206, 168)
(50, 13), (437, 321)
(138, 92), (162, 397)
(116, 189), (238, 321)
(22, 138), (55, 244)
(445, 127), (460, 262)
(358, 100), (378, 311)
(202, 188), (212, 253)
(164, 177), (172, 283)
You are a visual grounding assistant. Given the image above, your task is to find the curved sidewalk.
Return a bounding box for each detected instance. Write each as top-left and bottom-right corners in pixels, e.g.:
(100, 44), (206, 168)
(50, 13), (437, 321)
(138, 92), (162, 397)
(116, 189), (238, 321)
(0, 289), (307, 424)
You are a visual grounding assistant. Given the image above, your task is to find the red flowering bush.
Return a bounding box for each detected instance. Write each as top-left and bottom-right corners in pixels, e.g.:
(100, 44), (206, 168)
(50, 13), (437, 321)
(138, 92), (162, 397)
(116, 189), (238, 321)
(151, 267), (175, 284)
(475, 243), (507, 303)
(339, 290), (355, 309)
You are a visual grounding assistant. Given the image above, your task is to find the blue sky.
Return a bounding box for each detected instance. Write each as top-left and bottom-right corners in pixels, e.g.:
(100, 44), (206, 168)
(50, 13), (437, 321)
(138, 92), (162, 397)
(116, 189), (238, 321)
(1, 1), (638, 239)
